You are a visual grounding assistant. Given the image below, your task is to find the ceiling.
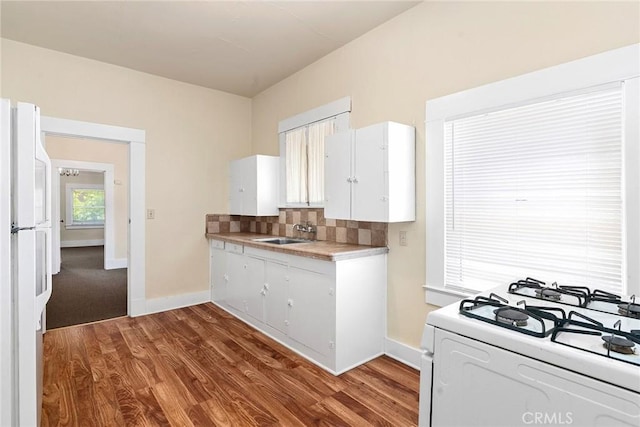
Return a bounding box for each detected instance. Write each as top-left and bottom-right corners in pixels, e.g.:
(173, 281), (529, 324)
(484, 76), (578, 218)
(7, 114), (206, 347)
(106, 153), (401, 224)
(1, 1), (419, 97)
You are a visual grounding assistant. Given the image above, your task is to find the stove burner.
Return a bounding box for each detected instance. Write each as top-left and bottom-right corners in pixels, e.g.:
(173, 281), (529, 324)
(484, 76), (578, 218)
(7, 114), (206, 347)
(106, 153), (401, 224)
(618, 303), (640, 319)
(602, 335), (636, 355)
(534, 288), (562, 301)
(494, 308), (529, 326)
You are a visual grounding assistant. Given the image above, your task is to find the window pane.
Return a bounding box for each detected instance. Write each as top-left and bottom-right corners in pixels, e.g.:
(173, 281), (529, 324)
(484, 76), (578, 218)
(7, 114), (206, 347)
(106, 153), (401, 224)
(445, 85), (624, 294)
(72, 189), (105, 224)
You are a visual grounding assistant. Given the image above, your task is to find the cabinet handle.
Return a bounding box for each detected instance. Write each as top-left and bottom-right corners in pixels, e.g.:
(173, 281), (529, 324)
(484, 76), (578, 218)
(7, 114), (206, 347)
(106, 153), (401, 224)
(264, 283), (270, 291)
(260, 290), (266, 296)
(223, 274), (229, 281)
(381, 196), (388, 202)
(287, 299), (294, 307)
(329, 341), (335, 349)
(352, 177), (359, 183)
(346, 177), (353, 183)
(239, 187), (244, 192)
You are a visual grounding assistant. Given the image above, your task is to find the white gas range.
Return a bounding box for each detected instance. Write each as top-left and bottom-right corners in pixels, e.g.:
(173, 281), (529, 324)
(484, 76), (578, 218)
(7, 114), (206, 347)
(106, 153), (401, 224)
(419, 279), (640, 427)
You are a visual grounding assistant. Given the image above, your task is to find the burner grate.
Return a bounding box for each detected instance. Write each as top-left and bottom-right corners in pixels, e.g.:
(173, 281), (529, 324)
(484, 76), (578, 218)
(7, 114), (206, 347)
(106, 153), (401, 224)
(459, 294), (566, 338)
(551, 312), (640, 366)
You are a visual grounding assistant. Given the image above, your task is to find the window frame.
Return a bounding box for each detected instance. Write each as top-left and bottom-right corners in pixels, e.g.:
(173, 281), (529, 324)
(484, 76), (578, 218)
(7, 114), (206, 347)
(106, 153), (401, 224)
(65, 183), (106, 229)
(425, 44), (640, 307)
(278, 97), (351, 208)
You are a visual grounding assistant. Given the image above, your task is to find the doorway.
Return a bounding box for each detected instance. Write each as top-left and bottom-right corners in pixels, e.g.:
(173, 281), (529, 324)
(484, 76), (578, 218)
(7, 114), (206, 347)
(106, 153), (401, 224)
(40, 116), (146, 318)
(47, 147), (128, 328)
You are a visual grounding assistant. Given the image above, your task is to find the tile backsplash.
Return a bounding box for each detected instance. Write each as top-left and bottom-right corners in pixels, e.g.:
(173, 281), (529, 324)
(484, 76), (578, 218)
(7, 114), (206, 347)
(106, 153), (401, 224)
(206, 208), (387, 247)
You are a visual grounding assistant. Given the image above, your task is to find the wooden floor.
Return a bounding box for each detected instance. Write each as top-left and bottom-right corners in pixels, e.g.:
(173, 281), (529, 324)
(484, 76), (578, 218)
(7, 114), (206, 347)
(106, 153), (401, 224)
(42, 303), (420, 426)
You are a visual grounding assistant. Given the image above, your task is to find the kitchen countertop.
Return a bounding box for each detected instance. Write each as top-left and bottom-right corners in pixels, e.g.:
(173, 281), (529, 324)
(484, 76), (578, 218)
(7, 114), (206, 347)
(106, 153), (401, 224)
(206, 232), (388, 261)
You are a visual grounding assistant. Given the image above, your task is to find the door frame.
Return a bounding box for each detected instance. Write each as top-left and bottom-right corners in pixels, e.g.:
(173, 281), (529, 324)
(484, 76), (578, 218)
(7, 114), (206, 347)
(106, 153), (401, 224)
(40, 116), (146, 316)
(51, 160), (118, 272)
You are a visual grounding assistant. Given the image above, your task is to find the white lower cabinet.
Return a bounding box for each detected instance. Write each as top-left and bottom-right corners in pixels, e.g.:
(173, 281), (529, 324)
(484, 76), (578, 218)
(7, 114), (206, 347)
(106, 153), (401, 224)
(245, 255), (265, 321)
(209, 239), (386, 375)
(287, 266), (334, 357)
(264, 260), (288, 334)
(210, 240), (227, 301)
(225, 250), (246, 313)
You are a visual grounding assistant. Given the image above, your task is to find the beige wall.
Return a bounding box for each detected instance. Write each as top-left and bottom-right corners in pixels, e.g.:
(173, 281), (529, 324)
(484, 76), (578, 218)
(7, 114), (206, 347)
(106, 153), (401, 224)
(251, 1), (640, 347)
(47, 138), (128, 258)
(1, 39), (253, 300)
(58, 171), (105, 245)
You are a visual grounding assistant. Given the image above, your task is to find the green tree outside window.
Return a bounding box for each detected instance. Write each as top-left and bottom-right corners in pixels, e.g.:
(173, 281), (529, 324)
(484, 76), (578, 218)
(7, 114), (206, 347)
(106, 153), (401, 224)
(72, 189), (105, 224)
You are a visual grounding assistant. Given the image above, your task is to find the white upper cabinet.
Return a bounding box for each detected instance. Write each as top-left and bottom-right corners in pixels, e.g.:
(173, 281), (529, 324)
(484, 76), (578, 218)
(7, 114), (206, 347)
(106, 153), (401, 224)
(229, 155), (279, 216)
(324, 121), (415, 222)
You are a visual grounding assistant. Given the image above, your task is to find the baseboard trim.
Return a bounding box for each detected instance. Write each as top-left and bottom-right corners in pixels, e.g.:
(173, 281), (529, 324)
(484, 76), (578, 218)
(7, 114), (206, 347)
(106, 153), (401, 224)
(60, 239), (104, 248)
(384, 338), (422, 371)
(143, 290), (211, 316)
(105, 258), (127, 270)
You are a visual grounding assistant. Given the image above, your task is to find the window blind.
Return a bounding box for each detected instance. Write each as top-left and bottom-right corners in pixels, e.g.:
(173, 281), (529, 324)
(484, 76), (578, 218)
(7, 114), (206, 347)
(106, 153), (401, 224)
(444, 84), (624, 295)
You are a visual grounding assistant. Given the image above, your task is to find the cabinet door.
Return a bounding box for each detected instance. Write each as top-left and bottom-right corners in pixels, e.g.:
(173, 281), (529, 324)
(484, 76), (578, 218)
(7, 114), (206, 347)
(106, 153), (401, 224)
(245, 256), (265, 321)
(287, 267), (334, 356)
(210, 248), (227, 302)
(264, 261), (289, 333)
(324, 131), (353, 220)
(226, 252), (247, 312)
(242, 157), (258, 216)
(229, 159), (244, 215)
(353, 124), (388, 222)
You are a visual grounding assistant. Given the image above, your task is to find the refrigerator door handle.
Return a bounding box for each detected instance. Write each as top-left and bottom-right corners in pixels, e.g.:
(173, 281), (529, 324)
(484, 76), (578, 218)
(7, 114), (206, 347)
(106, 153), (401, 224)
(35, 281), (51, 330)
(34, 109), (51, 228)
(35, 227), (52, 330)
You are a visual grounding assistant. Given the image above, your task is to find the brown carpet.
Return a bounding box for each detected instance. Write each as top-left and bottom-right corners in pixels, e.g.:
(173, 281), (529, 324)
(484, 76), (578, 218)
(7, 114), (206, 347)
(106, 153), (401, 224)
(46, 246), (127, 329)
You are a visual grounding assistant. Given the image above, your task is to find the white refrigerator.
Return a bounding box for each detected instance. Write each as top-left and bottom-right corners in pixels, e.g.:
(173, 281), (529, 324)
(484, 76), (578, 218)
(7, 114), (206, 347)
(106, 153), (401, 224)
(0, 99), (53, 426)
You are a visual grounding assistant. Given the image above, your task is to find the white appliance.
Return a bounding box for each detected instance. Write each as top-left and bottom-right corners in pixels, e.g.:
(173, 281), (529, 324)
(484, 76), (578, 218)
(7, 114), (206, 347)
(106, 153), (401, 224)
(419, 279), (640, 427)
(0, 100), (53, 426)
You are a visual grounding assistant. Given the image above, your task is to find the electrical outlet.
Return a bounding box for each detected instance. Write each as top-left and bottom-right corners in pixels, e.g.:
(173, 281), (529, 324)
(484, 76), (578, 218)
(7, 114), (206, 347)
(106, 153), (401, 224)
(146, 209), (155, 220)
(399, 231), (407, 246)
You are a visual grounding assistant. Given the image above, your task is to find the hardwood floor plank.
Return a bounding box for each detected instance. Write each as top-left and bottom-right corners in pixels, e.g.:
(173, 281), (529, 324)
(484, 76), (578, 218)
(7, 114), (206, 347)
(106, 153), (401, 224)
(103, 351), (151, 426)
(342, 362), (419, 412)
(134, 387), (171, 427)
(43, 302), (420, 427)
(341, 379), (419, 426)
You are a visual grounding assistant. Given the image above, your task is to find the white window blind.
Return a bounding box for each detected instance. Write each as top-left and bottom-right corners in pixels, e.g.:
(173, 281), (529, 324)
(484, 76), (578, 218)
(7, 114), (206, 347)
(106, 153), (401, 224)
(445, 84), (624, 295)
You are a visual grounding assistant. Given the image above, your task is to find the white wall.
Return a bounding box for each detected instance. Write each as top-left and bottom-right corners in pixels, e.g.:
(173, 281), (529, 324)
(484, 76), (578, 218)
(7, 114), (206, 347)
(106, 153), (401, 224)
(1, 39), (253, 300)
(251, 1), (640, 347)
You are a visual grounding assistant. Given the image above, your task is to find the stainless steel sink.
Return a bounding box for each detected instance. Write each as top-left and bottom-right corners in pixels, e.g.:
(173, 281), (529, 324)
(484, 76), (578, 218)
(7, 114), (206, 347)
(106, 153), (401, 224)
(252, 237), (313, 245)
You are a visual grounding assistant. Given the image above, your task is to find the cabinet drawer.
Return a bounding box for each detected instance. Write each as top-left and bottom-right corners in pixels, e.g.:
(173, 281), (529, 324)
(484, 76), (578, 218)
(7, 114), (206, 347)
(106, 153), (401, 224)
(225, 242), (244, 254)
(290, 256), (334, 276)
(210, 239), (225, 250)
(245, 245), (289, 263)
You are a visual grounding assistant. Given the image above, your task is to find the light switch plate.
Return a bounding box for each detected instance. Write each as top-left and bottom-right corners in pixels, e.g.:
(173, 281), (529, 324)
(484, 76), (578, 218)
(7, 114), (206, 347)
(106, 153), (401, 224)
(146, 209), (155, 220)
(399, 231), (407, 246)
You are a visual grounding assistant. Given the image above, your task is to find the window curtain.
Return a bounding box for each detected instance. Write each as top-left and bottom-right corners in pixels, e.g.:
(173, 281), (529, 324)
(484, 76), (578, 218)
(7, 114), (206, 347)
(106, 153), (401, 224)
(285, 127), (307, 203)
(307, 120), (336, 204)
(445, 84), (624, 295)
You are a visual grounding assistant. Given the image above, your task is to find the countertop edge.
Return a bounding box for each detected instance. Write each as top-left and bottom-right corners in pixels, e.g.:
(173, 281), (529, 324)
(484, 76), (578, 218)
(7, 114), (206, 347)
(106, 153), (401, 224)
(206, 233), (388, 261)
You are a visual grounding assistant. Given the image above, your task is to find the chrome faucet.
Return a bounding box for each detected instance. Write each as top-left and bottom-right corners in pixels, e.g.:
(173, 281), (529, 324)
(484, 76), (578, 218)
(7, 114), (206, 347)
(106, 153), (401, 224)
(293, 221), (316, 235)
